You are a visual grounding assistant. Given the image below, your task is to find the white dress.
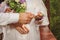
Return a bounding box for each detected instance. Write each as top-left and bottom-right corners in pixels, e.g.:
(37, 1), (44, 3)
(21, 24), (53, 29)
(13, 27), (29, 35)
(0, 0), (49, 40)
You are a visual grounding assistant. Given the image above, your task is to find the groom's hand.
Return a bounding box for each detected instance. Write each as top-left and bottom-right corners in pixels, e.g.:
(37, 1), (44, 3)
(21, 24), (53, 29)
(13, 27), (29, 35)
(19, 12), (34, 24)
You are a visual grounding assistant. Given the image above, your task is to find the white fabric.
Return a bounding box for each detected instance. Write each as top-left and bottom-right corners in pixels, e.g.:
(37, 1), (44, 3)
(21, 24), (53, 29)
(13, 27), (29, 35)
(26, 0), (49, 25)
(0, 0), (49, 40)
(0, 13), (19, 25)
(0, 13), (19, 33)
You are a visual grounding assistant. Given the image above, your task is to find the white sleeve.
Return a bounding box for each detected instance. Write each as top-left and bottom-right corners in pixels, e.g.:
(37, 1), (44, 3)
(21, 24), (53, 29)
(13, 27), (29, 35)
(35, 0), (49, 25)
(0, 13), (19, 25)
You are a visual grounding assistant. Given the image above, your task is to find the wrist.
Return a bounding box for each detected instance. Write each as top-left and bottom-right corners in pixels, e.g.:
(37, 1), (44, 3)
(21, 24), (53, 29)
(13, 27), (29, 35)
(18, 13), (21, 23)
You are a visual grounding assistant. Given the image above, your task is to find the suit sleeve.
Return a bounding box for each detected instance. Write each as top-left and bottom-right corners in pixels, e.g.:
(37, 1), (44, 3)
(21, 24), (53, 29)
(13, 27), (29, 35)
(0, 13), (19, 25)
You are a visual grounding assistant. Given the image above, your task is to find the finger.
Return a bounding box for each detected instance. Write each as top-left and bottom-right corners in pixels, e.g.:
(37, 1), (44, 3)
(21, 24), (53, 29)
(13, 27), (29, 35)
(4, 8), (12, 13)
(25, 17), (31, 21)
(22, 25), (29, 34)
(37, 12), (43, 17)
(22, 25), (29, 32)
(16, 26), (24, 34)
(24, 26), (29, 33)
(26, 12), (35, 18)
(28, 14), (34, 20)
(24, 20), (30, 24)
(21, 21), (29, 24)
(22, 18), (31, 24)
(16, 26), (28, 34)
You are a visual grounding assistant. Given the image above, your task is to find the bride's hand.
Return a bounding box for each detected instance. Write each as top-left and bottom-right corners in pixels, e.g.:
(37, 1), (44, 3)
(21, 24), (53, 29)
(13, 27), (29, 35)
(16, 24), (29, 34)
(9, 23), (29, 34)
(35, 12), (43, 24)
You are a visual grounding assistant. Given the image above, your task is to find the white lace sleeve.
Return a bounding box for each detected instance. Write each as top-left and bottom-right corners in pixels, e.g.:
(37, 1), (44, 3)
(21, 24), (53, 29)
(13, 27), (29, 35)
(0, 13), (19, 25)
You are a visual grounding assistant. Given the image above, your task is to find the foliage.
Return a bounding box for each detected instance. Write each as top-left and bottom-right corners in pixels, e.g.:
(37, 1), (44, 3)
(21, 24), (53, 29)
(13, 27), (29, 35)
(43, 0), (60, 40)
(50, 0), (60, 40)
(7, 0), (26, 13)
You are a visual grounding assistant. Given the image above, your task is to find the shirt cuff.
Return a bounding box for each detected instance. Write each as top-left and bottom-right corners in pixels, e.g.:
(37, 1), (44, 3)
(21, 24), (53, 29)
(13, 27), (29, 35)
(8, 13), (19, 24)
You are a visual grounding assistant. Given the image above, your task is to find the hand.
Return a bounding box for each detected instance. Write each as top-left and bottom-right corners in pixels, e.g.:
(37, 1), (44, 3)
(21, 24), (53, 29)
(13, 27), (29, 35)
(35, 12), (43, 20)
(8, 12), (34, 34)
(9, 23), (29, 34)
(16, 24), (29, 34)
(19, 12), (34, 24)
(4, 8), (12, 13)
(35, 12), (43, 24)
